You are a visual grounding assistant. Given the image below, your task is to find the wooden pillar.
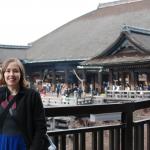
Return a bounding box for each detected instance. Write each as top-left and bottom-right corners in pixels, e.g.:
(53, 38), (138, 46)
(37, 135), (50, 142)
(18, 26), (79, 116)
(82, 70), (86, 81)
(64, 69), (69, 83)
(134, 72), (138, 88)
(109, 69), (113, 90)
(147, 73), (150, 84)
(40, 70), (43, 80)
(82, 70), (86, 93)
(120, 72), (125, 90)
(52, 69), (56, 92)
(130, 70), (135, 90)
(98, 71), (102, 93)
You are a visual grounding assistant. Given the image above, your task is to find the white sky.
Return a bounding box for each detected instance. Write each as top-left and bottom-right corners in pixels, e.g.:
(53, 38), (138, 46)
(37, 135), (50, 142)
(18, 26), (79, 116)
(0, 0), (116, 45)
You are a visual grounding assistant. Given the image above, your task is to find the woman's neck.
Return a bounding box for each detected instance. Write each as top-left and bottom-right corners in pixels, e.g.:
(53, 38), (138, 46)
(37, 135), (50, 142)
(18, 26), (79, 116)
(7, 86), (20, 95)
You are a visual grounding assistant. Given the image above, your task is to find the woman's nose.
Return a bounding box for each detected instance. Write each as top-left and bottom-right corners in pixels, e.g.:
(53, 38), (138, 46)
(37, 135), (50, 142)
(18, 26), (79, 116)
(9, 71), (15, 75)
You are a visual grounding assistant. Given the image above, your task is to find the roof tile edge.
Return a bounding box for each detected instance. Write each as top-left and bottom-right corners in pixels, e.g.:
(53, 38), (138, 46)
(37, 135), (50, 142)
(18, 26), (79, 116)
(122, 25), (150, 35)
(97, 0), (143, 9)
(0, 44), (32, 49)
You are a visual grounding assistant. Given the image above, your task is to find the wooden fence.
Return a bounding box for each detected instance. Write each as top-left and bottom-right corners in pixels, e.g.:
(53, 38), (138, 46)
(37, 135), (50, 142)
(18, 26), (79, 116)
(45, 99), (150, 150)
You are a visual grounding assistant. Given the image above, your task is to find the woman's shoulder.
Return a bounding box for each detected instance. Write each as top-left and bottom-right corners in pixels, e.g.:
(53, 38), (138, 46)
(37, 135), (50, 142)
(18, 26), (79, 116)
(23, 87), (40, 96)
(0, 86), (6, 90)
(23, 88), (42, 105)
(0, 86), (6, 100)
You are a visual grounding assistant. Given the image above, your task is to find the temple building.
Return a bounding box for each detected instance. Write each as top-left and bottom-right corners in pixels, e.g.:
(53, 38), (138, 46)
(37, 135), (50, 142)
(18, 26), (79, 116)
(80, 25), (150, 92)
(0, 0), (150, 91)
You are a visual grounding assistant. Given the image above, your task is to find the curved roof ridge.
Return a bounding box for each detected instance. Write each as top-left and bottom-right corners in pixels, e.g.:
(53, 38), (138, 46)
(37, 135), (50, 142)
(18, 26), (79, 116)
(122, 25), (150, 35)
(0, 44), (31, 49)
(98, 0), (143, 9)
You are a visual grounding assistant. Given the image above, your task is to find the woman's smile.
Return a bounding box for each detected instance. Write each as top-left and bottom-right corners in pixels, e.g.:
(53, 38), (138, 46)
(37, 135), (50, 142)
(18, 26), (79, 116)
(4, 62), (21, 89)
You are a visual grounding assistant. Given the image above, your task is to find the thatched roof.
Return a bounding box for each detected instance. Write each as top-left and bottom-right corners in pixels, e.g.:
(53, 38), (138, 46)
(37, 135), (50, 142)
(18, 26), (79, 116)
(0, 44), (30, 63)
(0, 0), (150, 64)
(26, 0), (150, 63)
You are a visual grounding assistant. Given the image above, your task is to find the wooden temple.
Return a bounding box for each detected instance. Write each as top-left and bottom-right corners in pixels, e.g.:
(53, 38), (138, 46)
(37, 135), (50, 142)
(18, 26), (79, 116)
(80, 25), (150, 93)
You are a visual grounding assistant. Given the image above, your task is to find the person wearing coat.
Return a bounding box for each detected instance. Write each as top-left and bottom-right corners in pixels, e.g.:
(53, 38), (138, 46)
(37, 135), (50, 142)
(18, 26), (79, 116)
(0, 58), (47, 150)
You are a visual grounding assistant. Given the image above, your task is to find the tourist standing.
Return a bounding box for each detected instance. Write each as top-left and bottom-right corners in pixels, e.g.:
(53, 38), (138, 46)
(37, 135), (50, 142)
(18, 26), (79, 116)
(0, 58), (47, 150)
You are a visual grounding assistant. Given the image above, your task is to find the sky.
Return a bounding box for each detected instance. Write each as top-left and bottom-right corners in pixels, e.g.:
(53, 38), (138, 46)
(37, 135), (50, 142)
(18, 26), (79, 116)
(0, 0), (117, 45)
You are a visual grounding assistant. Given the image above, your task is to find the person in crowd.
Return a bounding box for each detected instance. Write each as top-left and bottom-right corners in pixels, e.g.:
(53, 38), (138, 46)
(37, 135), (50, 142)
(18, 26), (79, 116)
(56, 82), (61, 97)
(125, 83), (130, 91)
(77, 85), (83, 98)
(0, 58), (47, 150)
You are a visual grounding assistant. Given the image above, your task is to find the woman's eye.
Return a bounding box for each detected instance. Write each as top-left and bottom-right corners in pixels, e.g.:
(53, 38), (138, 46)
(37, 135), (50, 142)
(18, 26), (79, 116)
(5, 69), (19, 73)
(5, 70), (10, 73)
(13, 70), (19, 73)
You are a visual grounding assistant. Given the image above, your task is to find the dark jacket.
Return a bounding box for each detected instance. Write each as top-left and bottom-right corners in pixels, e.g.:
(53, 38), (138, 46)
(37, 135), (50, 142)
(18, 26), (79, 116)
(0, 87), (47, 150)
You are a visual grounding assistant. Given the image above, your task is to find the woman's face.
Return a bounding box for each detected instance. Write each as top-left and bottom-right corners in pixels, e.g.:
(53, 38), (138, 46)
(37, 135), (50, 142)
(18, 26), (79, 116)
(4, 62), (21, 89)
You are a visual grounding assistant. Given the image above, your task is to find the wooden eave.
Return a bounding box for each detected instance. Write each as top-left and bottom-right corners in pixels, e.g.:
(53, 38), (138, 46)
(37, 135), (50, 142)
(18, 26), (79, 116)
(125, 31), (150, 54)
(93, 30), (150, 60)
(84, 54), (150, 67)
(82, 26), (150, 67)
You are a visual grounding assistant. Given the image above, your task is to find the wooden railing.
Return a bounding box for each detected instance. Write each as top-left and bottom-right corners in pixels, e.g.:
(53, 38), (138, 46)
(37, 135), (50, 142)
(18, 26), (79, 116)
(106, 90), (150, 100)
(45, 99), (150, 150)
(42, 95), (93, 106)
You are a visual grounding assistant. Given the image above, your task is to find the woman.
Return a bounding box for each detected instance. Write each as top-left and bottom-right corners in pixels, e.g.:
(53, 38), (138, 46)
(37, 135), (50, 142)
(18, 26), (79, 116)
(0, 58), (47, 150)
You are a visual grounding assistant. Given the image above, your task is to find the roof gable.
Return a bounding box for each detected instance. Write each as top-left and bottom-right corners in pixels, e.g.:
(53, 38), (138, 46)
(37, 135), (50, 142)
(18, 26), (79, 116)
(81, 25), (150, 66)
(93, 25), (150, 59)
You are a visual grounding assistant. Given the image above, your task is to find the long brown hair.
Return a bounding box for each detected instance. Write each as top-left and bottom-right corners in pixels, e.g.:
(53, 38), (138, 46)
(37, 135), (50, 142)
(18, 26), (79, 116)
(1, 58), (28, 88)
